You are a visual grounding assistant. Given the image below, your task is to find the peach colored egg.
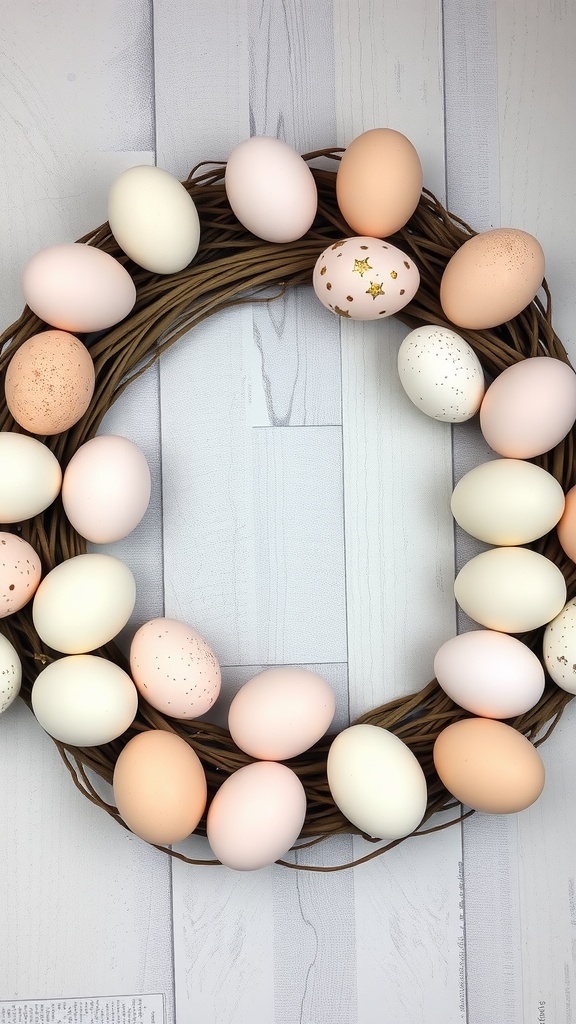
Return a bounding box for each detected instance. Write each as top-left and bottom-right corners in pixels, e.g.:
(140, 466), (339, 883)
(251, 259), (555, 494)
(22, 242), (136, 333)
(62, 434), (151, 543)
(433, 718), (545, 813)
(4, 330), (95, 436)
(206, 761), (307, 870)
(440, 227), (545, 329)
(130, 617), (221, 719)
(113, 730), (207, 846)
(228, 667), (336, 760)
(336, 128), (423, 237)
(313, 237), (419, 320)
(479, 357), (576, 459)
(0, 532), (42, 618)
(557, 484), (576, 562)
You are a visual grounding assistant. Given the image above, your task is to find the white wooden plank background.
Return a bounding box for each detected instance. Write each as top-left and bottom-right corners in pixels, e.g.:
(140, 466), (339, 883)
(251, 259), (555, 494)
(1, 2), (575, 1022)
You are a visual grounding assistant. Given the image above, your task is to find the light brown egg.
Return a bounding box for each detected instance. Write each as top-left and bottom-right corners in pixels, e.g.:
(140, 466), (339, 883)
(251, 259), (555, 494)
(4, 330), (95, 435)
(336, 128), (423, 237)
(433, 718), (545, 813)
(557, 484), (576, 562)
(440, 227), (545, 329)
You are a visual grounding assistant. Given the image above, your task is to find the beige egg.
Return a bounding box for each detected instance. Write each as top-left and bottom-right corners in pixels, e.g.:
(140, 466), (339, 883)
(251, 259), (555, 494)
(0, 532), (42, 618)
(454, 547), (566, 633)
(4, 330), (95, 435)
(440, 228), (545, 329)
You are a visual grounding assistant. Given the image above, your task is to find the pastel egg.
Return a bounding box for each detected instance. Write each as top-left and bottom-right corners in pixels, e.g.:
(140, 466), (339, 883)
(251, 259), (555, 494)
(451, 459), (565, 544)
(0, 432), (62, 523)
(543, 599), (576, 693)
(434, 630), (545, 718)
(129, 618), (221, 719)
(22, 242), (136, 332)
(228, 667), (335, 760)
(108, 164), (200, 274)
(113, 730), (207, 846)
(336, 128), (423, 237)
(327, 724), (427, 840)
(557, 484), (576, 563)
(32, 553), (136, 654)
(454, 547), (566, 633)
(4, 330), (95, 436)
(397, 325), (485, 422)
(433, 718), (545, 813)
(224, 136), (317, 243)
(206, 761), (307, 870)
(0, 633), (22, 714)
(313, 237), (419, 320)
(31, 654), (138, 746)
(439, 228), (545, 329)
(0, 533), (42, 618)
(62, 434), (151, 543)
(479, 357), (576, 458)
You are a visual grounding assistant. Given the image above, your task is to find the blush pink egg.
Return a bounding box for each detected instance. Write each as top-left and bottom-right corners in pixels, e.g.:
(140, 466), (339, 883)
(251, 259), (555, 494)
(0, 532), (42, 617)
(130, 617), (221, 719)
(480, 356), (576, 458)
(228, 667), (336, 760)
(207, 761), (307, 870)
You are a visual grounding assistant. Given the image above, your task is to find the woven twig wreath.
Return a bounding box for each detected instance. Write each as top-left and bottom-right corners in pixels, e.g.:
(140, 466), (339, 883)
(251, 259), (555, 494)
(1, 150), (575, 872)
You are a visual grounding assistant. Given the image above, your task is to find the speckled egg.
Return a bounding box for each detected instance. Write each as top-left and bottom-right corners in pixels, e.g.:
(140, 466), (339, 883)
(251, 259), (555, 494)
(129, 617), (221, 719)
(4, 330), (95, 435)
(543, 599), (576, 693)
(0, 632), (22, 714)
(313, 237), (419, 320)
(0, 533), (42, 618)
(397, 325), (485, 421)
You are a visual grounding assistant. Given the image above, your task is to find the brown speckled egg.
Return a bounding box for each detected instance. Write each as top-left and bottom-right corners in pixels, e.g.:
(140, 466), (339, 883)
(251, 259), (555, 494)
(440, 227), (545, 329)
(129, 617), (221, 719)
(4, 330), (95, 435)
(0, 532), (42, 618)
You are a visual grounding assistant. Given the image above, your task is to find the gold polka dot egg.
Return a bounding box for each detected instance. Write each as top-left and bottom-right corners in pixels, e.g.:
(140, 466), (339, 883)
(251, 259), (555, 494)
(313, 237), (420, 320)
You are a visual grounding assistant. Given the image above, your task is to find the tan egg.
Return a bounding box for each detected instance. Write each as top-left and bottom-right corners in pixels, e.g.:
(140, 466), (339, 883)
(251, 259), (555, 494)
(113, 730), (207, 846)
(336, 128), (423, 237)
(557, 484), (576, 562)
(0, 532), (42, 617)
(440, 228), (545, 329)
(433, 718), (545, 813)
(4, 330), (95, 435)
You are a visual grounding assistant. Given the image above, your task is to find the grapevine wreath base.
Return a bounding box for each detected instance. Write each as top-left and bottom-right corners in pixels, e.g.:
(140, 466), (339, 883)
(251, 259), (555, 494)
(1, 150), (575, 872)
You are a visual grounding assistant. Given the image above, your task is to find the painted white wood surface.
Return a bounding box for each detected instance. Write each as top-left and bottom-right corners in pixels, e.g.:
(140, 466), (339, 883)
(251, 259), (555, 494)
(1, 3), (575, 1023)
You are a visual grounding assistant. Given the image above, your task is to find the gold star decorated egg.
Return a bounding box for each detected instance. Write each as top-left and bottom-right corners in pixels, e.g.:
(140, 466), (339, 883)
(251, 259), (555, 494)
(312, 237), (420, 320)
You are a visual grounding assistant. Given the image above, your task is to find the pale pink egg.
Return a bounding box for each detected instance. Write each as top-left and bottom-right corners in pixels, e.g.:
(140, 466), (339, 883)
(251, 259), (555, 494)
(0, 532), (42, 617)
(313, 237), (419, 320)
(130, 617), (221, 719)
(207, 761), (307, 870)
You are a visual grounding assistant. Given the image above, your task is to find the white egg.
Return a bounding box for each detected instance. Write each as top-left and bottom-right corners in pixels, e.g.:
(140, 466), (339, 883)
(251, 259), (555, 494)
(31, 654), (138, 746)
(32, 553), (136, 654)
(225, 136), (318, 243)
(397, 325), (485, 421)
(451, 458), (565, 544)
(327, 724), (427, 840)
(108, 164), (200, 274)
(0, 432), (62, 523)
(543, 599), (576, 693)
(313, 237), (419, 321)
(0, 633), (22, 714)
(454, 547), (566, 633)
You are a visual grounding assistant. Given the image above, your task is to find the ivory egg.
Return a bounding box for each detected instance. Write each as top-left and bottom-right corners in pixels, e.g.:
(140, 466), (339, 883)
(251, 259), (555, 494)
(454, 547), (566, 633)
(0, 432), (62, 523)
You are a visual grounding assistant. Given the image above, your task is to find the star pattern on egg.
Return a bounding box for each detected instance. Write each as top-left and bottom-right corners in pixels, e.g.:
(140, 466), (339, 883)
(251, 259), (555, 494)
(353, 258), (372, 276)
(366, 281), (385, 299)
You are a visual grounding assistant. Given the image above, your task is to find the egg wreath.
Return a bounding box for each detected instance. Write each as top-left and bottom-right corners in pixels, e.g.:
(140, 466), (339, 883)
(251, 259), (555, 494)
(0, 147), (574, 872)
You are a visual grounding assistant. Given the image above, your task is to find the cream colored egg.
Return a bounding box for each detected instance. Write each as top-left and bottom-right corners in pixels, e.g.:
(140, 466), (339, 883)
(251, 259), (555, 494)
(543, 599), (576, 693)
(313, 237), (419, 320)
(451, 459), (565, 544)
(108, 164), (200, 274)
(32, 553), (136, 654)
(0, 633), (22, 714)
(31, 654), (138, 746)
(327, 724), (427, 840)
(397, 325), (485, 422)
(0, 432), (62, 523)
(454, 547), (566, 633)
